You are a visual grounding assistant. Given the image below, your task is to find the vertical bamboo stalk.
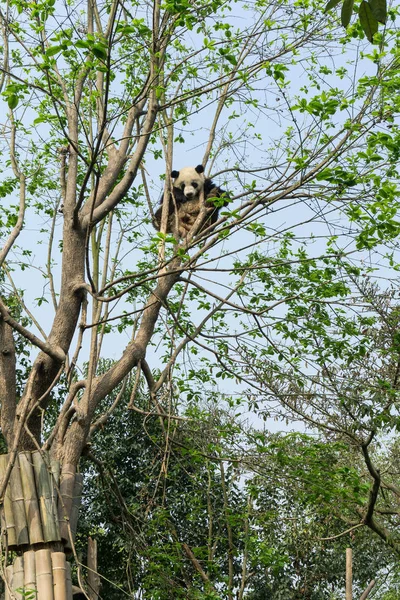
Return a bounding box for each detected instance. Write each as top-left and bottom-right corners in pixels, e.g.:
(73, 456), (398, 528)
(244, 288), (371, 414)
(35, 548), (54, 600)
(5, 564), (14, 600)
(19, 452), (44, 544)
(51, 460), (60, 488)
(51, 459), (61, 512)
(23, 549), (37, 599)
(0, 454), (17, 547)
(87, 537), (100, 599)
(13, 556), (24, 600)
(58, 464), (76, 544)
(10, 454), (30, 546)
(346, 547), (352, 600)
(67, 474), (83, 550)
(66, 561), (72, 600)
(2, 453), (30, 547)
(52, 552), (68, 600)
(32, 451), (60, 542)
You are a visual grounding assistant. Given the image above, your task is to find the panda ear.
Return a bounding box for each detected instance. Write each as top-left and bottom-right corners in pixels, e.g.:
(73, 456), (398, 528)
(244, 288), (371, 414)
(195, 165), (204, 174)
(171, 170), (179, 179)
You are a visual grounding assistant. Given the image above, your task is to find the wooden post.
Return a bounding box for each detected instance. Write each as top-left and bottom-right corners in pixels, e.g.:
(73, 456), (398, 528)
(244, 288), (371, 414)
(87, 537), (100, 599)
(346, 548), (352, 600)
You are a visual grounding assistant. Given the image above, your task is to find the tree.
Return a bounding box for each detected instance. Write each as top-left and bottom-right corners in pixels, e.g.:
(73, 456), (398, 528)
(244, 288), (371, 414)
(244, 269), (400, 556)
(78, 397), (400, 599)
(1, 0), (400, 595)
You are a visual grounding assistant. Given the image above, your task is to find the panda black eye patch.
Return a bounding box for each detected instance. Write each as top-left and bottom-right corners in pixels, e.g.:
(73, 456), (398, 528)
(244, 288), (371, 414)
(180, 183), (185, 190)
(192, 182), (198, 188)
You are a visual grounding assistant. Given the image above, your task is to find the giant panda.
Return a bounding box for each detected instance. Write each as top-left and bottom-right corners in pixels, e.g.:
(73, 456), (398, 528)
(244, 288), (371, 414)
(154, 165), (229, 238)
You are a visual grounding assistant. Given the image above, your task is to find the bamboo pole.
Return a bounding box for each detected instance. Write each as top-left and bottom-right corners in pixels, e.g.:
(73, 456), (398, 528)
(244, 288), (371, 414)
(23, 549), (37, 599)
(10, 454), (30, 546)
(51, 459), (61, 510)
(35, 548), (54, 600)
(13, 556), (24, 600)
(5, 564), (14, 600)
(360, 580), (376, 600)
(1, 453), (31, 547)
(0, 454), (17, 547)
(58, 464), (76, 544)
(52, 552), (68, 600)
(10, 455), (30, 546)
(87, 537), (100, 599)
(66, 561), (72, 600)
(67, 474), (83, 550)
(346, 548), (352, 600)
(32, 451), (60, 542)
(19, 452), (44, 544)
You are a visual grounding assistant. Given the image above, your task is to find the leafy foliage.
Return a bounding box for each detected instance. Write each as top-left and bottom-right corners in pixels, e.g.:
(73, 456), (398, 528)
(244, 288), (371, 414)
(2, 0), (400, 595)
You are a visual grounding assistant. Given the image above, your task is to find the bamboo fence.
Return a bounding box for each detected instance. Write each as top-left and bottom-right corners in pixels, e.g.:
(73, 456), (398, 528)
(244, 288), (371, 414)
(0, 452), (83, 550)
(0, 452), (84, 599)
(4, 548), (72, 600)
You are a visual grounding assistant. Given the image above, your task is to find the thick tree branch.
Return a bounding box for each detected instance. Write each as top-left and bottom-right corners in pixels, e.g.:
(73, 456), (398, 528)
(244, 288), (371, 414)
(361, 442), (381, 525)
(0, 301), (65, 362)
(60, 265), (181, 464)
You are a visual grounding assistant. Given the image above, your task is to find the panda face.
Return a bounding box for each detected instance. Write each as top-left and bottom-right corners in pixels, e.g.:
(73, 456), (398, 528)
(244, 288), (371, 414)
(172, 165), (205, 201)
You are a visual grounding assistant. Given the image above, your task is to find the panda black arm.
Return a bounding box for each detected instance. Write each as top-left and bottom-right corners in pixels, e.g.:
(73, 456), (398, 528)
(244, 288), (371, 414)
(203, 178), (216, 196)
(202, 180), (230, 228)
(204, 179), (230, 207)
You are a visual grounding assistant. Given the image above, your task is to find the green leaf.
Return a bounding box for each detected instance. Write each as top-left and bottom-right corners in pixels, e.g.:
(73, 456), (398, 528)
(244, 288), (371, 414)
(368, 0), (386, 23)
(75, 40), (90, 49)
(341, 0), (354, 27)
(324, 0), (341, 12)
(92, 43), (107, 61)
(46, 45), (62, 57)
(359, 1), (378, 41)
(7, 95), (18, 109)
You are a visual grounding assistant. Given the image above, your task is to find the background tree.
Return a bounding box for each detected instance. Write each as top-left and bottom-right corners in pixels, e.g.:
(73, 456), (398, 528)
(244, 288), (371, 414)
(78, 392), (400, 599)
(1, 0), (400, 596)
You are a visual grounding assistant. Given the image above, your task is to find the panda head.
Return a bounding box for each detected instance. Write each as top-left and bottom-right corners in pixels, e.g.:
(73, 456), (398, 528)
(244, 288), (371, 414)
(171, 165), (205, 201)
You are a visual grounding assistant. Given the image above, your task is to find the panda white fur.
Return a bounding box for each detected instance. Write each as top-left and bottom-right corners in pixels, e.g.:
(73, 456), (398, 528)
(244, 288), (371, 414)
(154, 165), (229, 238)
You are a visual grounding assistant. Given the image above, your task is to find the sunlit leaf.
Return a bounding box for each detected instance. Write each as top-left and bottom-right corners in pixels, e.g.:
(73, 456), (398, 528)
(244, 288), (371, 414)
(46, 45), (62, 57)
(75, 39), (90, 49)
(7, 95), (18, 109)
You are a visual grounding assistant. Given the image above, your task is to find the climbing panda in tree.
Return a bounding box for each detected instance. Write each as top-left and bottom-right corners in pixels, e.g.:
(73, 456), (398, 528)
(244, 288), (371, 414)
(154, 165), (229, 238)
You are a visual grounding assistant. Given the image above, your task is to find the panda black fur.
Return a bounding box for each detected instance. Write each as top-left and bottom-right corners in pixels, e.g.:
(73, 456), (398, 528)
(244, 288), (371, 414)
(154, 164), (229, 238)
